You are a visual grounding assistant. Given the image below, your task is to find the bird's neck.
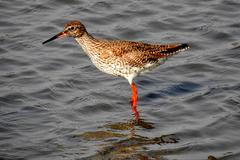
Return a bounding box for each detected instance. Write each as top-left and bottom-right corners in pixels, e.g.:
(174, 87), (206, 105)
(75, 32), (103, 57)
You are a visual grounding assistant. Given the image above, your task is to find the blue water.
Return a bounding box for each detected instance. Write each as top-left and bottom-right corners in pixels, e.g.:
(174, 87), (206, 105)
(0, 0), (240, 159)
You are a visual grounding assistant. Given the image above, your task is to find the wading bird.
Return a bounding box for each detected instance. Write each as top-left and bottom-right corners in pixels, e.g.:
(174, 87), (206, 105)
(43, 20), (189, 120)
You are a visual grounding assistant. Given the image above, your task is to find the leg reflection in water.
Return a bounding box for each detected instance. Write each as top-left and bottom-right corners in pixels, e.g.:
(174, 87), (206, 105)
(76, 118), (179, 159)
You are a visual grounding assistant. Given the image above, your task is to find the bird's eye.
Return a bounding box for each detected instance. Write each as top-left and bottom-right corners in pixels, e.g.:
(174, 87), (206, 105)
(69, 26), (75, 31)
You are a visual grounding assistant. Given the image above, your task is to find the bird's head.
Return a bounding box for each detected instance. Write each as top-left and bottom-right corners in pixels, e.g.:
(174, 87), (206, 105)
(42, 20), (86, 44)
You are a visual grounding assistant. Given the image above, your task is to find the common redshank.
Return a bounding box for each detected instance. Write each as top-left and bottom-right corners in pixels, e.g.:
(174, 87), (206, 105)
(43, 20), (189, 120)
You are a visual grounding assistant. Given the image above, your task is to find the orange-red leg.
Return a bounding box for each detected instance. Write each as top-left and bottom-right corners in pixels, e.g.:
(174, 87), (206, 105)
(130, 82), (139, 121)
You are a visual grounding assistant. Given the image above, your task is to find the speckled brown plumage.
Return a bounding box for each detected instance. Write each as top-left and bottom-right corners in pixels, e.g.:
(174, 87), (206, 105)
(73, 29), (189, 80)
(43, 21), (189, 79)
(43, 20), (190, 120)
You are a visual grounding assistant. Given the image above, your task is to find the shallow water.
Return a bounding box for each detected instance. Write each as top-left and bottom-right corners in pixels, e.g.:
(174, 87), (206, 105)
(0, 0), (240, 159)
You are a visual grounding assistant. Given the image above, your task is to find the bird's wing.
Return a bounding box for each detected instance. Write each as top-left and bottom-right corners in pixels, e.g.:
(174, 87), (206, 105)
(110, 41), (189, 67)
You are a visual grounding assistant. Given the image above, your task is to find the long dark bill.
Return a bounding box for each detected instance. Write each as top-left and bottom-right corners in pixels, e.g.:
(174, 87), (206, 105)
(42, 32), (66, 45)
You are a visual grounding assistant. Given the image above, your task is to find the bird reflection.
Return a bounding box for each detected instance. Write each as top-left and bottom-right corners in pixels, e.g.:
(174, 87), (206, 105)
(75, 118), (179, 159)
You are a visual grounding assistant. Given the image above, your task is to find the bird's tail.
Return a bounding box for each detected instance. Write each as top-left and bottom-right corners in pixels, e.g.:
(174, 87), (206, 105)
(158, 43), (190, 58)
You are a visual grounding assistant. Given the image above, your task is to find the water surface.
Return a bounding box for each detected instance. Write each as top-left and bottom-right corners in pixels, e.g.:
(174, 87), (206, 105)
(0, 0), (240, 159)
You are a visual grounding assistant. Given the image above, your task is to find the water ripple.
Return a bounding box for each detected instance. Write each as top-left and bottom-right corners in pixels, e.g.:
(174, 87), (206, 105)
(1, 0), (240, 159)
